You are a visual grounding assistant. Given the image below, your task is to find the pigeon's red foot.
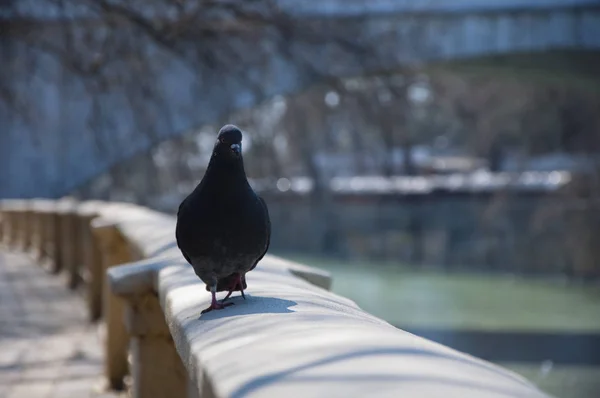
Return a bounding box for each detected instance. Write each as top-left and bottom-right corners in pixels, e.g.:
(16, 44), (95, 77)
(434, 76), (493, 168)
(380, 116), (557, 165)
(201, 301), (234, 314)
(201, 288), (235, 315)
(222, 273), (246, 303)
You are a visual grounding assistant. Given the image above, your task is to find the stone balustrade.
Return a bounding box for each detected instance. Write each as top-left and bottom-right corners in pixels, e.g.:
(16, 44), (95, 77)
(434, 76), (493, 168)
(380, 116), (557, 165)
(0, 198), (550, 398)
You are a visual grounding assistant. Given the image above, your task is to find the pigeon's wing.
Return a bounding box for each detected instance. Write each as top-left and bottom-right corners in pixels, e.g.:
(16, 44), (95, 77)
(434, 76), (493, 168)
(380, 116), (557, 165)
(175, 228), (193, 265)
(175, 197), (194, 266)
(176, 195), (188, 218)
(180, 247), (193, 266)
(249, 195), (271, 271)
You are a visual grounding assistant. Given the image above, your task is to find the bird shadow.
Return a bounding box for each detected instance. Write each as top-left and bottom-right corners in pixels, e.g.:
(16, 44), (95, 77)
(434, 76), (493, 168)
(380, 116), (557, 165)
(197, 295), (297, 320)
(161, 265), (298, 320)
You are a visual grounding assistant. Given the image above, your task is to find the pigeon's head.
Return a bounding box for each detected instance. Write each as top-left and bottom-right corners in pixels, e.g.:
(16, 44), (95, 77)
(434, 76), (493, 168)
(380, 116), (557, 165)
(214, 124), (243, 160)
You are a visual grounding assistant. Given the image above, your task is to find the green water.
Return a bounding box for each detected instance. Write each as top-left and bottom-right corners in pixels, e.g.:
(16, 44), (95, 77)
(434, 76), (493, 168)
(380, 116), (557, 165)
(284, 254), (600, 332)
(282, 254), (600, 398)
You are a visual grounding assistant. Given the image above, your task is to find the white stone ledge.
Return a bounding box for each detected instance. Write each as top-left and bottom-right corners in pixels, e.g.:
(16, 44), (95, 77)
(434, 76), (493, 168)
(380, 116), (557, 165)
(100, 203), (549, 398)
(107, 257), (170, 297)
(159, 261), (546, 398)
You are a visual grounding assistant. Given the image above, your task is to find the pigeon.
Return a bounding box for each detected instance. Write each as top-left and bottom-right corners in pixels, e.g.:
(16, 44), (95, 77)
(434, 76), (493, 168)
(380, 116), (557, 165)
(175, 124), (271, 314)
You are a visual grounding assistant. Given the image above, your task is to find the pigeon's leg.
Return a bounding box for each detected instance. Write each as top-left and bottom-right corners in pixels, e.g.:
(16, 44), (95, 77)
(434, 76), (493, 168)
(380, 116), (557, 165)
(201, 283), (234, 314)
(222, 273), (245, 302)
(239, 274), (247, 300)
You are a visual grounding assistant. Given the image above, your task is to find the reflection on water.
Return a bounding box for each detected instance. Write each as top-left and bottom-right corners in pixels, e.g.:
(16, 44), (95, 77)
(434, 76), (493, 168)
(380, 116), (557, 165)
(501, 363), (600, 398)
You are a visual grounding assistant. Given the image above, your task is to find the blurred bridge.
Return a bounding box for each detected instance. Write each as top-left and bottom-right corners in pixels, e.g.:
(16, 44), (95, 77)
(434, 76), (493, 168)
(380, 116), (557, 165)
(1, 0), (599, 198)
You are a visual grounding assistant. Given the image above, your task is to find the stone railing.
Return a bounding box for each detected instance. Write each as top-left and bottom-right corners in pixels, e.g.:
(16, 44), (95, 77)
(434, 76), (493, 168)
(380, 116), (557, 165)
(0, 199), (550, 398)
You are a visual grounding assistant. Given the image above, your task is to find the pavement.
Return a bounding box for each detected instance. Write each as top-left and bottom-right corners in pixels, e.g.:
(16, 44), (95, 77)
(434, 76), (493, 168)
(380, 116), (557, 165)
(0, 250), (126, 398)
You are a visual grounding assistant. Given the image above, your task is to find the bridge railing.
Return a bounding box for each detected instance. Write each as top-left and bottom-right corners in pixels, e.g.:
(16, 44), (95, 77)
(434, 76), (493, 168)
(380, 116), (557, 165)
(0, 198), (550, 398)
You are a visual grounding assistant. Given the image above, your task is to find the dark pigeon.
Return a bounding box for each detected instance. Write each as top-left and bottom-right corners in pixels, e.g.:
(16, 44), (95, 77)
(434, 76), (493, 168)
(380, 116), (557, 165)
(175, 124), (271, 314)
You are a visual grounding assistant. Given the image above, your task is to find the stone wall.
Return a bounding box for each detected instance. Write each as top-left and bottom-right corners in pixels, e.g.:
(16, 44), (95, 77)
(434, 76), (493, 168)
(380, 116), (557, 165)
(1, 1), (599, 198)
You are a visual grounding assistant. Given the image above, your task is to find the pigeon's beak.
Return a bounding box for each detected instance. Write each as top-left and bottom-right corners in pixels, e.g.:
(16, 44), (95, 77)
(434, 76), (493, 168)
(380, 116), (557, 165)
(230, 143), (241, 156)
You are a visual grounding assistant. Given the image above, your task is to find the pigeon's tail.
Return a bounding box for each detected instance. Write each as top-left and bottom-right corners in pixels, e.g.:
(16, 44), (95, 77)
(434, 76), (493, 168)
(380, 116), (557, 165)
(206, 273), (248, 292)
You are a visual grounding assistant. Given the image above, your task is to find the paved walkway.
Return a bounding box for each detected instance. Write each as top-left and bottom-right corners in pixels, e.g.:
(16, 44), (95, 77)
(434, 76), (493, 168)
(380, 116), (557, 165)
(0, 251), (125, 398)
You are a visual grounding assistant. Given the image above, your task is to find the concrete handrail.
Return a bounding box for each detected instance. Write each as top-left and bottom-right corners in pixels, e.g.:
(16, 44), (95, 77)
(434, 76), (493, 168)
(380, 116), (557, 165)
(0, 199), (550, 398)
(105, 204), (548, 398)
